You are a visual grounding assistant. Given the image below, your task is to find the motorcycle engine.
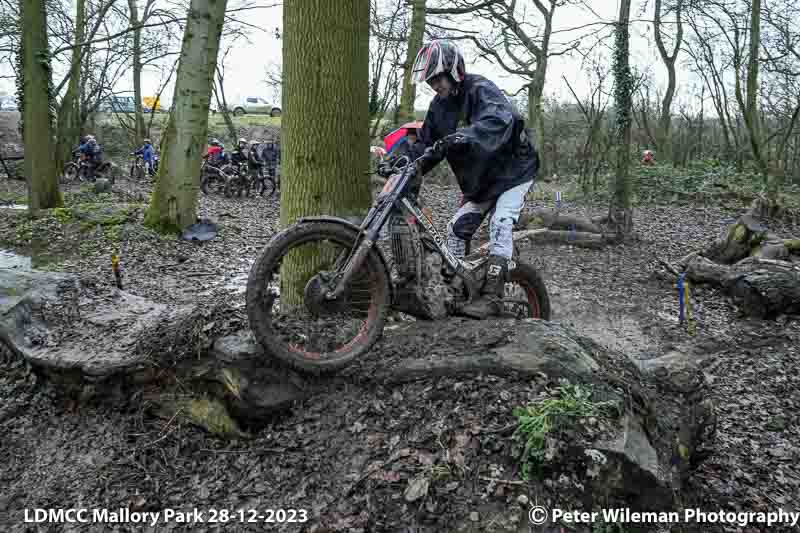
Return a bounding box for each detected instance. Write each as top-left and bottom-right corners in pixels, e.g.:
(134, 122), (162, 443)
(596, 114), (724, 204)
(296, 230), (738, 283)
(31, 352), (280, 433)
(392, 231), (460, 320)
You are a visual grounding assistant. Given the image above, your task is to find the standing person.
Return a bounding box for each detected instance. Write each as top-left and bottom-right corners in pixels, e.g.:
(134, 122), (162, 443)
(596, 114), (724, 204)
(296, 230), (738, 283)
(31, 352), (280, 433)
(247, 140), (265, 195)
(409, 39), (540, 319)
(132, 138), (155, 176)
(262, 137), (279, 188)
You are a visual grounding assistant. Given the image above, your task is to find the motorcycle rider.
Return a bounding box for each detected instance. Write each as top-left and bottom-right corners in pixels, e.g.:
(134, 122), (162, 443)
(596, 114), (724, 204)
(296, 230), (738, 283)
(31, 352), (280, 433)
(79, 135), (104, 180)
(231, 138), (248, 167)
(410, 40), (540, 319)
(204, 138), (228, 166)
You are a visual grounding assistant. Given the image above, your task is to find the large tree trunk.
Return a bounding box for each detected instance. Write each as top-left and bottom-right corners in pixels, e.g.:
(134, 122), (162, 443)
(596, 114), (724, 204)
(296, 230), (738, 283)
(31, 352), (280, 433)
(54, 0), (85, 171)
(20, 0), (61, 210)
(609, 0), (634, 238)
(281, 0), (371, 304)
(397, 0), (425, 124)
(144, 0), (227, 232)
(129, 0), (146, 143)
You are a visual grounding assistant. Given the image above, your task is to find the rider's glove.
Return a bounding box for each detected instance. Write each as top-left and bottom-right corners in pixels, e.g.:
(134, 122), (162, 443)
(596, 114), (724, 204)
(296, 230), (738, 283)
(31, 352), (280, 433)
(377, 163), (393, 178)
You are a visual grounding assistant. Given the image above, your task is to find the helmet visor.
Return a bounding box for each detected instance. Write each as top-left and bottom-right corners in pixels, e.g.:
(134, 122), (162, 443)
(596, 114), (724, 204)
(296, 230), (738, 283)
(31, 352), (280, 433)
(411, 44), (440, 85)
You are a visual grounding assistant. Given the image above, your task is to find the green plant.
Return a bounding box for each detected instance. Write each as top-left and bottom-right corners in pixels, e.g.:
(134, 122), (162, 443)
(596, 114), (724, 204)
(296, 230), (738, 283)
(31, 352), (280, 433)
(511, 382), (618, 480)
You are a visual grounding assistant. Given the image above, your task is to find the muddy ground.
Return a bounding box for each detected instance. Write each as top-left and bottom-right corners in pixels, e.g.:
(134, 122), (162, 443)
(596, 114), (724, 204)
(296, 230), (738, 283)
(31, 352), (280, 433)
(1, 169), (799, 532)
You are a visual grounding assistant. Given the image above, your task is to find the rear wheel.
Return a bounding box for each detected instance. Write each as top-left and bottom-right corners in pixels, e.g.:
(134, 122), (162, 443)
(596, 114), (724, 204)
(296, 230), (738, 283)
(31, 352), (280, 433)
(502, 261), (551, 320)
(246, 221), (391, 374)
(270, 108), (282, 118)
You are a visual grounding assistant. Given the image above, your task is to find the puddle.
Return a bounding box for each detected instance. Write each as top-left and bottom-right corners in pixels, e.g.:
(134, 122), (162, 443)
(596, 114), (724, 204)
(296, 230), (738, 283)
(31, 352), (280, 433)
(0, 248), (31, 270)
(0, 247), (68, 270)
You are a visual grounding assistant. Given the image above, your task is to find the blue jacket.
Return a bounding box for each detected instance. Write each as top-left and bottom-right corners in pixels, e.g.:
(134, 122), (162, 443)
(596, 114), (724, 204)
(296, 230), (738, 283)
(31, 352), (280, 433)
(134, 143), (154, 162)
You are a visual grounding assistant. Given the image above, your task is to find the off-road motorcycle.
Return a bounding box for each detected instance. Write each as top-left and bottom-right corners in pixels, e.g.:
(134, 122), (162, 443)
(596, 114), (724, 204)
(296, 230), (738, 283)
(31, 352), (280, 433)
(200, 159), (233, 195)
(63, 151), (113, 184)
(246, 149), (551, 374)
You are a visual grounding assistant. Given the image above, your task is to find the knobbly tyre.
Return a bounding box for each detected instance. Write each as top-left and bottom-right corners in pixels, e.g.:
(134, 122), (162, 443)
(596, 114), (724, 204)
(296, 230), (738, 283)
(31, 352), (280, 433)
(246, 148), (551, 374)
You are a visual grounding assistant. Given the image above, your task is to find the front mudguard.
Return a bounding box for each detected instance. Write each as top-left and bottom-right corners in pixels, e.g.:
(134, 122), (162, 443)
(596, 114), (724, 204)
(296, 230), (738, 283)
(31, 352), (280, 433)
(296, 215), (394, 302)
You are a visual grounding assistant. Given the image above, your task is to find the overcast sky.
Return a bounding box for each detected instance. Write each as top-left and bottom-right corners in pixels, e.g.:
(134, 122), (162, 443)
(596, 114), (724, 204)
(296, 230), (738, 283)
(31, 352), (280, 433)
(1, 0), (690, 111)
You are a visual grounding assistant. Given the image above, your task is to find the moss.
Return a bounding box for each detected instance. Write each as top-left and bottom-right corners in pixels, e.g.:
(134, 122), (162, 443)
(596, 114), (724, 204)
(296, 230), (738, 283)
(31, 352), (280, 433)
(731, 224), (747, 243)
(784, 239), (800, 253)
(143, 205), (182, 235)
(52, 207), (72, 224)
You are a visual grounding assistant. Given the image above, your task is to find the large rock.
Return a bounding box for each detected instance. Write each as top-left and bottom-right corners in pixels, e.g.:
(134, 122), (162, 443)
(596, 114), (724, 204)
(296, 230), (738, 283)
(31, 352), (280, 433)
(375, 318), (715, 512)
(0, 268), (307, 437)
(0, 268), (197, 378)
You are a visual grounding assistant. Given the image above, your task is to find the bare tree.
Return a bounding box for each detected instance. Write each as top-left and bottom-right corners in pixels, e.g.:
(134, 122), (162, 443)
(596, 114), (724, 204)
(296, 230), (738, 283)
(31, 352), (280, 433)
(652, 0), (683, 163)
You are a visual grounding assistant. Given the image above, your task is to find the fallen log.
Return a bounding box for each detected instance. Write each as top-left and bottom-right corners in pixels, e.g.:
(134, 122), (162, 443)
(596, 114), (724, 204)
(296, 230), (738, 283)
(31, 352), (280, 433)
(520, 207), (604, 234)
(474, 228), (611, 255)
(684, 255), (800, 317)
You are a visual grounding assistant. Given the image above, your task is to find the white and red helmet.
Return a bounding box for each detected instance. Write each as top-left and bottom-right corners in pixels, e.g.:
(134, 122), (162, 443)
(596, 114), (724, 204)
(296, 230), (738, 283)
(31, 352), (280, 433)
(411, 40), (466, 85)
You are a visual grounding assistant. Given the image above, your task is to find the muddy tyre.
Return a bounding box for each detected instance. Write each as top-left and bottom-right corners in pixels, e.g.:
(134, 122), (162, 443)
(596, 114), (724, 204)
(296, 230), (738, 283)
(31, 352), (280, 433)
(63, 163), (79, 182)
(505, 260), (551, 320)
(246, 221), (391, 374)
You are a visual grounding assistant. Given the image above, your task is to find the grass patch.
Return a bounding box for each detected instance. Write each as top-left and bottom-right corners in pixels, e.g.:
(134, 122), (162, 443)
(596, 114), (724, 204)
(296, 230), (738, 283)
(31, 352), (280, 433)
(0, 191), (27, 205)
(511, 382), (619, 480)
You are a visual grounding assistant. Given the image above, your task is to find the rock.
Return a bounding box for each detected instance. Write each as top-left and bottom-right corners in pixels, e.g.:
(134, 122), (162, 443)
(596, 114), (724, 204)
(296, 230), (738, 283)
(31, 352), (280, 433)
(469, 511), (479, 522)
(0, 269), (197, 378)
(638, 350), (704, 394)
(516, 494), (529, 506)
(379, 318), (715, 514)
(209, 332), (307, 422)
(385, 319), (600, 384)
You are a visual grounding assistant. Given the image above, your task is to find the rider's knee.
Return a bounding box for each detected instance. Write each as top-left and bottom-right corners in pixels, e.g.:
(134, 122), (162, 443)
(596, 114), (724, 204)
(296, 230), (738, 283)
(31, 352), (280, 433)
(451, 211), (483, 241)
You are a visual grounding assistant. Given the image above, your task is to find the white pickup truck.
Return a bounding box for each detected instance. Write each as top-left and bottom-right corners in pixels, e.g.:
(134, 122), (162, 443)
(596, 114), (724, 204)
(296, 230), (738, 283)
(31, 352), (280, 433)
(230, 97), (281, 117)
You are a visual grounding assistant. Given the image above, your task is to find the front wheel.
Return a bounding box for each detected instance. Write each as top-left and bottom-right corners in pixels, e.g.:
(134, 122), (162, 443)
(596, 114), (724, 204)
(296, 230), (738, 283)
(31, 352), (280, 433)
(63, 163), (78, 182)
(246, 221), (391, 374)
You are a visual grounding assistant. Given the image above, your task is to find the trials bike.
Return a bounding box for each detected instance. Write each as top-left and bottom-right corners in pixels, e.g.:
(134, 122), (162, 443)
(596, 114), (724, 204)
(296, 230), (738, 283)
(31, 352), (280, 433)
(245, 151), (551, 374)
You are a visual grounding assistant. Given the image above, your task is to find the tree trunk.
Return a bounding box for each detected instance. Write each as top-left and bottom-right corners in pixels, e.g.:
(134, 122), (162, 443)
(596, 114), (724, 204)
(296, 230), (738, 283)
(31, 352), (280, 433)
(144, 0), (227, 232)
(609, 0), (634, 238)
(281, 0), (371, 304)
(527, 71), (546, 176)
(20, 0), (61, 210)
(653, 0), (682, 165)
(213, 76), (239, 144)
(397, 0), (425, 124)
(732, 0), (769, 192)
(129, 0), (146, 143)
(54, 0), (85, 171)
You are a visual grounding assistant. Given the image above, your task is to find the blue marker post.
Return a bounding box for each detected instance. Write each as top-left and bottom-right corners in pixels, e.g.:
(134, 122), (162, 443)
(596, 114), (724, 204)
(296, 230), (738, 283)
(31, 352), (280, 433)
(677, 273), (686, 325)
